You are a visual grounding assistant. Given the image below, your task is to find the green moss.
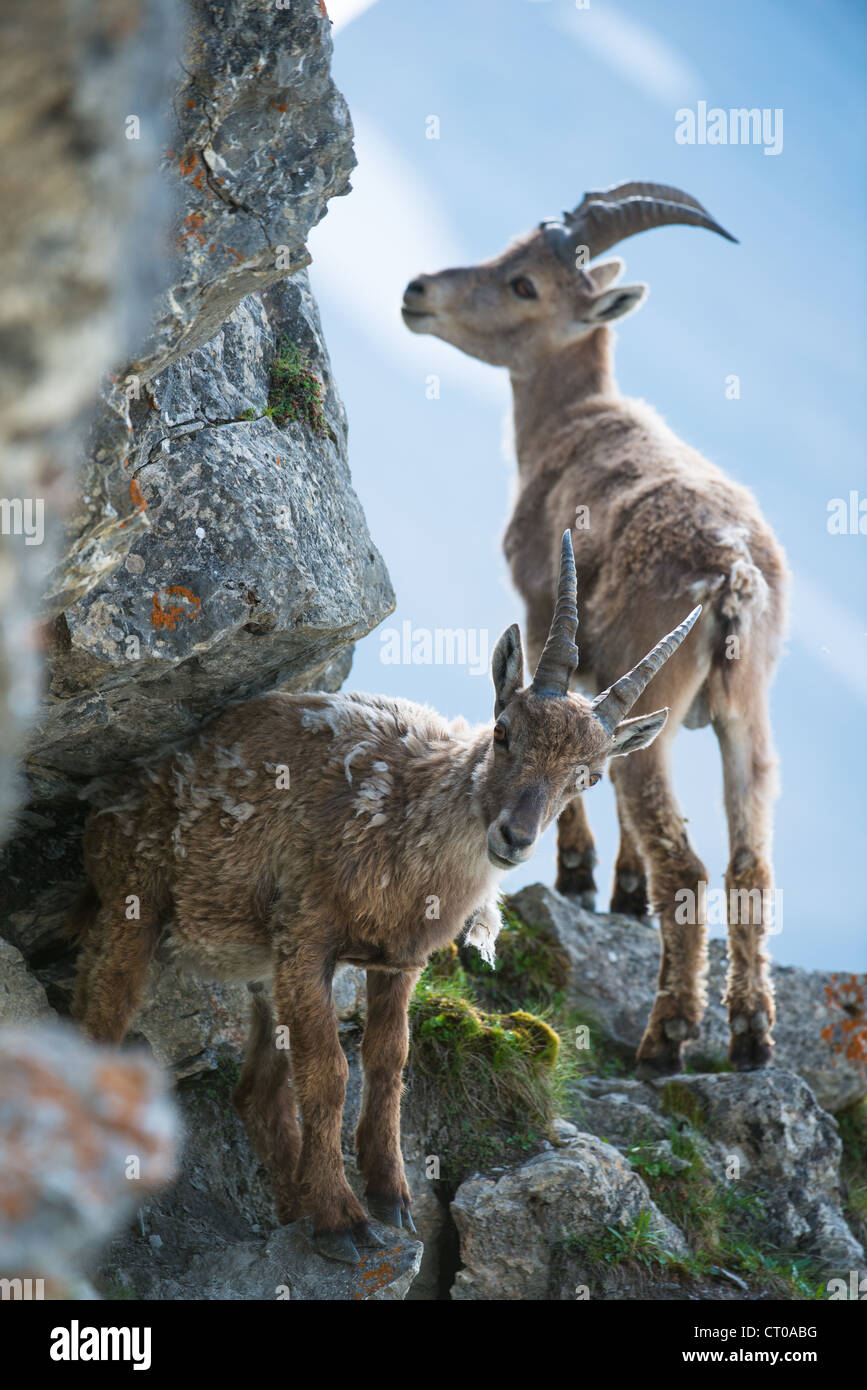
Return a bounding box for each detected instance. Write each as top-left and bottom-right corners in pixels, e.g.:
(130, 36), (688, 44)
(838, 1097), (867, 1247)
(266, 337), (326, 434)
(199, 1048), (241, 1103)
(660, 1079), (707, 1129)
(683, 1050), (733, 1075)
(409, 956), (561, 1182)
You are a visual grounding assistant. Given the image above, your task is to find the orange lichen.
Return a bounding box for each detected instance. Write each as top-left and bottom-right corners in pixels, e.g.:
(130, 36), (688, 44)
(351, 1249), (403, 1299)
(819, 974), (867, 1067)
(151, 586), (202, 631)
(178, 151), (198, 177)
(179, 211), (207, 247)
(120, 477), (148, 529)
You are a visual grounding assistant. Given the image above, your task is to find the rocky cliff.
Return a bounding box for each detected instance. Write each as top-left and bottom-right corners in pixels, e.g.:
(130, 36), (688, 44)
(0, 0), (864, 1304)
(2, 891), (864, 1300)
(1, 0), (393, 961)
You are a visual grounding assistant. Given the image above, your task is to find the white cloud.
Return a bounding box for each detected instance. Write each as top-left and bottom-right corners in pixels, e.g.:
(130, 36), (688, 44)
(307, 109), (508, 406)
(552, 3), (702, 106)
(327, 0), (382, 34)
(791, 570), (867, 703)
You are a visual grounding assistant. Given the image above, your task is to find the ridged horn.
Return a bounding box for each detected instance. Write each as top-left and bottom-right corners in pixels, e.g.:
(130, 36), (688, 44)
(592, 606), (703, 732)
(531, 531), (580, 698)
(542, 181), (737, 267)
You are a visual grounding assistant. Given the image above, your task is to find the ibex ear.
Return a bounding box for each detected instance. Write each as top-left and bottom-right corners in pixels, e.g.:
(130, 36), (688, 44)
(582, 282), (648, 325)
(608, 708), (668, 757)
(492, 624), (524, 716)
(587, 258), (624, 292)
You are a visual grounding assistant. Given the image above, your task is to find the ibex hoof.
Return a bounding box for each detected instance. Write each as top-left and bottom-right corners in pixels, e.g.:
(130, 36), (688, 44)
(314, 1229), (362, 1265)
(663, 1018), (688, 1043)
(556, 849), (597, 908)
(557, 881), (596, 911)
(314, 1220), (385, 1264)
(610, 873), (650, 920)
(729, 1010), (774, 1071)
(354, 1220), (387, 1249)
(367, 1197), (416, 1232)
(635, 1049), (683, 1080)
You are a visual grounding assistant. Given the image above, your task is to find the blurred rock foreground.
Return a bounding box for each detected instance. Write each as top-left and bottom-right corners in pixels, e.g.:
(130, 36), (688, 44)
(0, 0), (865, 1303)
(0, 0), (398, 1300)
(1, 1), (392, 970)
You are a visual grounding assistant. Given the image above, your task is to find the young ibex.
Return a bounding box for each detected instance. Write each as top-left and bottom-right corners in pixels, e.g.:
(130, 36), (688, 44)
(403, 181), (788, 1076)
(71, 533), (698, 1262)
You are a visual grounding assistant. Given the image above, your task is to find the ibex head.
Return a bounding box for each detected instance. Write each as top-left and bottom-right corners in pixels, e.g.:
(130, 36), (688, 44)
(480, 531), (700, 869)
(402, 181), (736, 371)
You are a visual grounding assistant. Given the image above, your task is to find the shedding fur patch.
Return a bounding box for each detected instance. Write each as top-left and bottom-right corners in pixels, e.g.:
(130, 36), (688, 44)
(720, 557), (769, 620)
(343, 741), (372, 786)
(465, 899), (502, 967)
(300, 701), (348, 738)
(711, 529), (770, 623)
(352, 774), (391, 821)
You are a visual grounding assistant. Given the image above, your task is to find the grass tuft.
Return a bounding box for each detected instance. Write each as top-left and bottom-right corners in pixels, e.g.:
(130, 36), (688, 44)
(266, 337), (327, 434)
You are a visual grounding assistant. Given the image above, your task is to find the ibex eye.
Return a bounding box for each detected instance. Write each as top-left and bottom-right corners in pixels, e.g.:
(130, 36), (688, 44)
(511, 277), (537, 300)
(588, 772), (602, 787)
(493, 723), (507, 745)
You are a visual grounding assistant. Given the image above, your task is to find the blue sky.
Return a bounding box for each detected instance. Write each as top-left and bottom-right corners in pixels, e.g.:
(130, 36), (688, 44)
(309, 0), (867, 969)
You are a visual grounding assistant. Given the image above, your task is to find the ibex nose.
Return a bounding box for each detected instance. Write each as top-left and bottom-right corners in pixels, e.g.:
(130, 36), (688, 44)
(500, 822), (535, 854)
(405, 279), (426, 297)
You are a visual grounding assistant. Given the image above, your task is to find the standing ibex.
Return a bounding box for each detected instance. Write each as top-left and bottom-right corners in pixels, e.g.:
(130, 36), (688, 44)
(403, 181), (788, 1076)
(71, 533), (698, 1262)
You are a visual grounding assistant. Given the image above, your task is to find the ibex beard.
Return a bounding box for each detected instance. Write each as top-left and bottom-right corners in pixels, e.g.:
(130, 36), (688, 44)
(70, 533), (699, 1264)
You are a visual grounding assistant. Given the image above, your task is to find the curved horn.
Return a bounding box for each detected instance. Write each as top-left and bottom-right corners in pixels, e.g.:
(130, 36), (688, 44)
(532, 531), (580, 698)
(542, 181), (737, 267)
(592, 605), (703, 732)
(581, 181), (717, 215)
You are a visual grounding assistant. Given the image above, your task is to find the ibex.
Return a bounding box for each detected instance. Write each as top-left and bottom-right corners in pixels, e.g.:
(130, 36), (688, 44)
(403, 181), (788, 1076)
(71, 533), (698, 1262)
